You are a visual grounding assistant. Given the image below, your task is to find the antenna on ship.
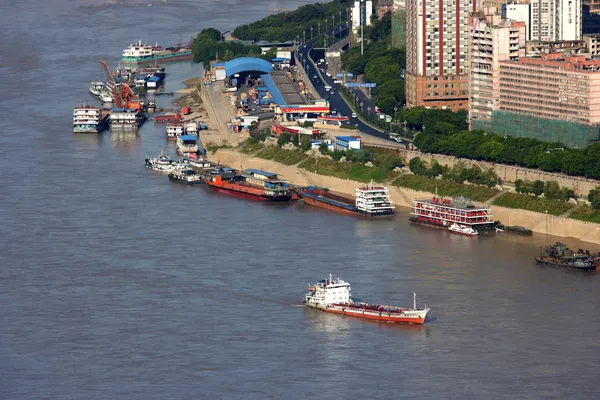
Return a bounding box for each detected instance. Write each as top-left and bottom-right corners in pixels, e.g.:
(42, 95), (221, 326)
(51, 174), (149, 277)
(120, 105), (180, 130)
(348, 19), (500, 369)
(413, 292), (417, 310)
(329, 272), (332, 284)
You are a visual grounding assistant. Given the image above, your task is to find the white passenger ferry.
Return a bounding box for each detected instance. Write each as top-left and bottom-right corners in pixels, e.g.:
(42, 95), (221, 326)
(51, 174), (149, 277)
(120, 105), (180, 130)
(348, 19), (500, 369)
(73, 105), (108, 133)
(355, 182), (395, 216)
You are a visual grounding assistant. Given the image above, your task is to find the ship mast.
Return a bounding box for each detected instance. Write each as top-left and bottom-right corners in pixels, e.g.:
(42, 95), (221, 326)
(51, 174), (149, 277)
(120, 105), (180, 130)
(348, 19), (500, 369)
(413, 292), (416, 310)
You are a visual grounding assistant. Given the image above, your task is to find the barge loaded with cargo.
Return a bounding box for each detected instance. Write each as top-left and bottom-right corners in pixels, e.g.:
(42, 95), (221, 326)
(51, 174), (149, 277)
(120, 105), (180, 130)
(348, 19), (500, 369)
(206, 168), (293, 201)
(297, 182), (395, 217)
(535, 242), (599, 271)
(303, 274), (430, 324)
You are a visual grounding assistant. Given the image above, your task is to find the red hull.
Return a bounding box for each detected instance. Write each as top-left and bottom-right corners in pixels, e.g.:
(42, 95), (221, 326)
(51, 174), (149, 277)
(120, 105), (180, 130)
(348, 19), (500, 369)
(324, 308), (425, 324)
(207, 181), (292, 201)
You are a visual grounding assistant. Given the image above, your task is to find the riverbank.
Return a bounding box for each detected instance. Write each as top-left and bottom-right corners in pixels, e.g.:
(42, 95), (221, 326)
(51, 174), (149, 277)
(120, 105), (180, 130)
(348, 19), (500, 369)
(204, 147), (600, 245)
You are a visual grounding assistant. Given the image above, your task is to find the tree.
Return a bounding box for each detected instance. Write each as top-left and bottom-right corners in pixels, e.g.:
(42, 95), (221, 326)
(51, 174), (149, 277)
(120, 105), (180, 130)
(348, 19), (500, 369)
(544, 181), (561, 200)
(318, 142), (329, 153)
(198, 28), (222, 42)
(409, 157), (427, 176)
(588, 187), (600, 209)
(277, 132), (291, 147)
(300, 137), (312, 152)
(531, 180), (544, 197)
(560, 187), (575, 202)
(260, 47), (277, 61)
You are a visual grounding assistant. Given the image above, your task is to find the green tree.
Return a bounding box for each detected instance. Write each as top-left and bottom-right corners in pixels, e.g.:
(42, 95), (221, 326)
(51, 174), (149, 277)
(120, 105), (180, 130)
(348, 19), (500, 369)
(318, 142), (329, 153)
(300, 137), (312, 152)
(278, 132), (291, 147)
(198, 28), (222, 42)
(260, 47), (277, 61)
(560, 187), (574, 202)
(409, 157), (427, 176)
(544, 181), (561, 200)
(588, 187), (600, 209)
(531, 180), (545, 197)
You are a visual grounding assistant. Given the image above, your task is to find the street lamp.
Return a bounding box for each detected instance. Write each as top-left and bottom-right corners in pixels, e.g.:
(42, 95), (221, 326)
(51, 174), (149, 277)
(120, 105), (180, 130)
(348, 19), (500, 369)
(318, 22), (321, 36)
(303, 31), (306, 44)
(339, 11), (342, 26)
(403, 120), (407, 137)
(360, 101), (364, 112)
(367, 106), (371, 116)
(310, 26), (313, 39)
(325, 18), (328, 33)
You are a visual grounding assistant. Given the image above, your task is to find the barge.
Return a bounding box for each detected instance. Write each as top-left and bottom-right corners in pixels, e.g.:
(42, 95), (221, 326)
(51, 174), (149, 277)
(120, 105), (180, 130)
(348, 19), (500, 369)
(535, 242), (599, 271)
(410, 196), (497, 232)
(206, 168), (293, 201)
(298, 182), (395, 217)
(304, 274), (430, 324)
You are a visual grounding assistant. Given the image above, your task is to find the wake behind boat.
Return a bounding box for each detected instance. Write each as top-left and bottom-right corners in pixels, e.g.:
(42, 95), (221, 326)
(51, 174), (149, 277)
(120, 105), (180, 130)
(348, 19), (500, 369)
(303, 274), (430, 324)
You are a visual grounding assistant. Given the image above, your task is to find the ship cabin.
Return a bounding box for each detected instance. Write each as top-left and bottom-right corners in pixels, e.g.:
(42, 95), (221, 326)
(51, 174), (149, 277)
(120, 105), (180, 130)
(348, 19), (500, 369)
(306, 275), (352, 306)
(208, 167), (237, 181)
(412, 196), (494, 228)
(176, 135), (198, 153)
(241, 168), (290, 194)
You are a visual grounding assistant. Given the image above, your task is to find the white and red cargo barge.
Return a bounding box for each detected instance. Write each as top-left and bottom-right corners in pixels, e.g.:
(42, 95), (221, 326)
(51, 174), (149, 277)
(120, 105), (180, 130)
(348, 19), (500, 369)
(410, 196), (496, 233)
(303, 274), (430, 324)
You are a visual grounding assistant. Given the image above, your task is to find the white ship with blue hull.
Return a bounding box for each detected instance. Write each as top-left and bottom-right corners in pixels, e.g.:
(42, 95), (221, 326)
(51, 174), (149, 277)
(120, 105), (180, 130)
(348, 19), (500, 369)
(73, 105), (107, 133)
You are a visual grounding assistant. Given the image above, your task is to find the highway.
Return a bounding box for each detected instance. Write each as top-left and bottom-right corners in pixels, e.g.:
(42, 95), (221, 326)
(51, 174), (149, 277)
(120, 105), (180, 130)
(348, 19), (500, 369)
(296, 23), (407, 146)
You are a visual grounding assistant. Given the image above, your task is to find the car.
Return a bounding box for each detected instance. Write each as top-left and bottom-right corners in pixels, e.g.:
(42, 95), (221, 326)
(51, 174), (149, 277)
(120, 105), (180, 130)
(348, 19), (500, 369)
(351, 113), (357, 118)
(313, 75), (318, 79)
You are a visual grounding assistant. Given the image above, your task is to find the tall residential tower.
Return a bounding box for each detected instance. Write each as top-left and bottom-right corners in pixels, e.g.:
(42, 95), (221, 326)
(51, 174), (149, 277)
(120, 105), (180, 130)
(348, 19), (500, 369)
(405, 0), (478, 111)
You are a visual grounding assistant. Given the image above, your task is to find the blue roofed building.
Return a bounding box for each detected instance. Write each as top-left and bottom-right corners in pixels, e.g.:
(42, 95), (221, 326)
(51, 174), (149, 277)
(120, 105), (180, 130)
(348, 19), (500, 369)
(334, 136), (361, 151)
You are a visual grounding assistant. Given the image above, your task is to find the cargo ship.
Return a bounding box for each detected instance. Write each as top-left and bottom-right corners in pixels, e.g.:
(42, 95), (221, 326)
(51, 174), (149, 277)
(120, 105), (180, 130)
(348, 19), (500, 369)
(298, 182), (395, 217)
(410, 196), (497, 232)
(121, 41), (192, 64)
(303, 274), (430, 324)
(73, 105), (108, 133)
(206, 168), (293, 201)
(535, 242), (599, 271)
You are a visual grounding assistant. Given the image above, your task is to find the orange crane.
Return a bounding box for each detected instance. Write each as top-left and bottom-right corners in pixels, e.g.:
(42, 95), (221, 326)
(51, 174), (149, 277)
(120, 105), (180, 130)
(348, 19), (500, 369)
(100, 60), (141, 110)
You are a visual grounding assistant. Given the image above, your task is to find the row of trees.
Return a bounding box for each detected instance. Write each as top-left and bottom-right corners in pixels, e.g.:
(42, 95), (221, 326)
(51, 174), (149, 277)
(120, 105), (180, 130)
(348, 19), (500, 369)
(413, 129), (600, 180)
(589, 187), (600, 209)
(515, 179), (574, 202)
(192, 29), (264, 64)
(232, 0), (352, 42)
(409, 158), (498, 188)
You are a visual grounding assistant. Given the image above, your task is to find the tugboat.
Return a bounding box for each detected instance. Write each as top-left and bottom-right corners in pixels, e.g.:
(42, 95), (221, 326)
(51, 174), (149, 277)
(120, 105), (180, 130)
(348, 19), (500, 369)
(303, 274), (430, 324)
(144, 150), (189, 172)
(535, 242), (598, 271)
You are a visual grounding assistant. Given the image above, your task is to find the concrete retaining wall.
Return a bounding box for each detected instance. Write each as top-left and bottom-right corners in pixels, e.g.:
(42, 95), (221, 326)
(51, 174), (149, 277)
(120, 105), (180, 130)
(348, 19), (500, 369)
(210, 148), (600, 245)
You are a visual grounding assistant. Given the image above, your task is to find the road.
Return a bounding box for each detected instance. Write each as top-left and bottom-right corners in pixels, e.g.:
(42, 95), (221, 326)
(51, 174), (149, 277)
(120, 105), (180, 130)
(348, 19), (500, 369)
(296, 24), (408, 146)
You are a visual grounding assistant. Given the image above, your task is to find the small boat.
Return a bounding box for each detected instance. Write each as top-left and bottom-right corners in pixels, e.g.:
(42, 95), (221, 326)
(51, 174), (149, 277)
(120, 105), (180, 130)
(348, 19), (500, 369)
(99, 90), (113, 103)
(89, 81), (105, 97)
(144, 150), (189, 172)
(303, 274), (430, 324)
(448, 223), (478, 236)
(168, 169), (204, 184)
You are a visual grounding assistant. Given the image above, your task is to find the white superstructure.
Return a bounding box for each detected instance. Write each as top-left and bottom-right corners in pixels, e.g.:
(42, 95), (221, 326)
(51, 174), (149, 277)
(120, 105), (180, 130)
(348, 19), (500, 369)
(355, 182), (395, 215)
(185, 121), (199, 135)
(89, 81), (104, 97)
(122, 41), (154, 61)
(166, 122), (184, 139)
(73, 105), (105, 133)
(304, 274), (352, 309)
(529, 0), (581, 41)
(110, 108), (143, 128)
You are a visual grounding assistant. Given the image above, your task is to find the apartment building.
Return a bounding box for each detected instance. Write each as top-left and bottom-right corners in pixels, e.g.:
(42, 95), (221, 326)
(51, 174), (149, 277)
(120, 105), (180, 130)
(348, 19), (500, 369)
(469, 12), (526, 125)
(405, 0), (477, 111)
(472, 54), (600, 148)
(530, 0), (582, 41)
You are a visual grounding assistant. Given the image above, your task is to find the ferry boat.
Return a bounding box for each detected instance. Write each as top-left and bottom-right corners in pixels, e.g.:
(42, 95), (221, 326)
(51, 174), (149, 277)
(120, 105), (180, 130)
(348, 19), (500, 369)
(89, 81), (105, 97)
(168, 169), (203, 184)
(121, 40), (193, 64)
(73, 105), (108, 133)
(166, 122), (184, 140)
(110, 108), (145, 128)
(176, 135), (199, 154)
(206, 168), (293, 201)
(184, 156), (213, 170)
(410, 196), (496, 232)
(448, 223), (479, 236)
(535, 242), (599, 271)
(298, 182), (395, 217)
(303, 274), (430, 324)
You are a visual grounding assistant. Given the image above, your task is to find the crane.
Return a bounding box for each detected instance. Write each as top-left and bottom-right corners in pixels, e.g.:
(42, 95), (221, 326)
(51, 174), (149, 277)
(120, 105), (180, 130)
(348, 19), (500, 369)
(100, 59), (141, 110)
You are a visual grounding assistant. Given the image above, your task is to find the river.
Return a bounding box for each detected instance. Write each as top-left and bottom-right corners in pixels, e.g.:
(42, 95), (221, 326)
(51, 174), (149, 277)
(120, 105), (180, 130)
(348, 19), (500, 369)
(1, 1), (599, 398)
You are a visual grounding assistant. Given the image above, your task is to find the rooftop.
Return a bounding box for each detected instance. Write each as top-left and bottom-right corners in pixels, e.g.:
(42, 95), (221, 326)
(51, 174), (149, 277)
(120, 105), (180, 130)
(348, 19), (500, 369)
(335, 136), (361, 141)
(179, 135), (197, 141)
(243, 168), (278, 179)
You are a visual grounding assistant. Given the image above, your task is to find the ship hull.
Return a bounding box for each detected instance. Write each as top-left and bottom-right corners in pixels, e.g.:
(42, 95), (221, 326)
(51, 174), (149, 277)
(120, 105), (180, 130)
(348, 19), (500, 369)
(208, 182), (292, 201)
(121, 51), (192, 65)
(305, 303), (427, 324)
(168, 174), (203, 185)
(410, 216), (492, 232)
(300, 189), (394, 217)
(535, 257), (596, 271)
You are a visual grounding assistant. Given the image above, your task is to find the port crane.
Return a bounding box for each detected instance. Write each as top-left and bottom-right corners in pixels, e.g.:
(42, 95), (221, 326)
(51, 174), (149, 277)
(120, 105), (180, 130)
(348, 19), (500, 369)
(100, 59), (141, 110)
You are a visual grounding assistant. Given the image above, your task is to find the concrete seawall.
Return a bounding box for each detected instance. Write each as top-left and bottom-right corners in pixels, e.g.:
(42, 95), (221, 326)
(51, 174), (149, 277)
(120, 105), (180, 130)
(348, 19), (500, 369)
(209, 149), (600, 246)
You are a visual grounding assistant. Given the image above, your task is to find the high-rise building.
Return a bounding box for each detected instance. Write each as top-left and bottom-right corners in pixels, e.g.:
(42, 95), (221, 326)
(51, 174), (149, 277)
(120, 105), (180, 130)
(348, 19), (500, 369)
(405, 0), (478, 111)
(469, 11), (526, 126)
(351, 1), (373, 34)
(471, 53), (600, 148)
(502, 2), (531, 40)
(530, 0), (582, 41)
(584, 0), (600, 15)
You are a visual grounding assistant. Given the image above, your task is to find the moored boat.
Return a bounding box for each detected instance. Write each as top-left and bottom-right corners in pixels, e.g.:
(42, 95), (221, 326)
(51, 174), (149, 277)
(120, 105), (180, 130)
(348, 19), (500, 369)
(410, 196), (497, 232)
(185, 121), (199, 135)
(121, 40), (193, 64)
(535, 242), (598, 271)
(99, 90), (113, 103)
(145, 150), (190, 172)
(166, 122), (184, 140)
(298, 182), (395, 217)
(448, 223), (479, 236)
(73, 105), (109, 133)
(89, 81), (105, 97)
(303, 274), (430, 324)
(206, 168), (293, 201)
(176, 135), (199, 155)
(168, 169), (203, 184)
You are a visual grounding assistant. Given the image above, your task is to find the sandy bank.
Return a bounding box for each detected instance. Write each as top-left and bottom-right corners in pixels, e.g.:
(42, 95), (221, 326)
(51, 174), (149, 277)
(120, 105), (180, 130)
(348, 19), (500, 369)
(207, 148), (600, 246)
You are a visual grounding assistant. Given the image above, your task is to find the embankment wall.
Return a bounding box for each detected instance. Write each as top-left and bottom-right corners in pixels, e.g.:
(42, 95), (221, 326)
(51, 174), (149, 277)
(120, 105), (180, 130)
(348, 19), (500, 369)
(209, 149), (600, 245)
